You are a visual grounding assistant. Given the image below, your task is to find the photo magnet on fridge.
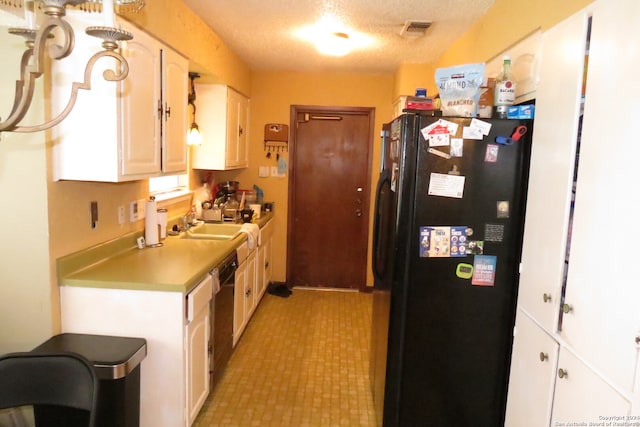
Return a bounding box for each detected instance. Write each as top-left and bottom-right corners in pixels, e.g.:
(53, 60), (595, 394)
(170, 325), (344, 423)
(485, 144), (499, 162)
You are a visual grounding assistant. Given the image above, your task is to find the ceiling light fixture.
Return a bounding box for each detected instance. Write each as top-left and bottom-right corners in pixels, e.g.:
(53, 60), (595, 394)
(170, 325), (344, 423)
(316, 31), (351, 57)
(296, 14), (373, 57)
(187, 72), (202, 146)
(0, 0), (143, 135)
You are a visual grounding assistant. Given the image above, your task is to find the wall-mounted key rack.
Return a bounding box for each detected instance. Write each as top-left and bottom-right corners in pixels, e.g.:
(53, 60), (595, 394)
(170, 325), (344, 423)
(264, 123), (289, 159)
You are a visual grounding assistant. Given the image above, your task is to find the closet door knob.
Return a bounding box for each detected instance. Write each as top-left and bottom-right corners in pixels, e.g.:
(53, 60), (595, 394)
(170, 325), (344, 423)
(543, 293), (552, 303)
(558, 368), (568, 379)
(562, 303), (573, 314)
(539, 352), (549, 362)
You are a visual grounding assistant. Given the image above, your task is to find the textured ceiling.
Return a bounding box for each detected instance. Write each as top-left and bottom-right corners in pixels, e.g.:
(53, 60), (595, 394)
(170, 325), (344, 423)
(182, 0), (495, 74)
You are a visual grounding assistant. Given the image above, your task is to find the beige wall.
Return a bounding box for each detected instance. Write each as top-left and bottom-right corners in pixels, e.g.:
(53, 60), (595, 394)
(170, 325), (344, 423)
(120, 0), (251, 94)
(206, 71), (395, 286)
(0, 26), (53, 352)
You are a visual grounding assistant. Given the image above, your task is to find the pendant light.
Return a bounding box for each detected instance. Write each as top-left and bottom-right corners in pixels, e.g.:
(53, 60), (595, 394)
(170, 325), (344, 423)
(187, 72), (202, 146)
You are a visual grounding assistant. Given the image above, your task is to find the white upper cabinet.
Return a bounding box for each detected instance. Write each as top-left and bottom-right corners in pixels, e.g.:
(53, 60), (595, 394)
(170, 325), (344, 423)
(51, 13), (187, 182)
(191, 84), (249, 171)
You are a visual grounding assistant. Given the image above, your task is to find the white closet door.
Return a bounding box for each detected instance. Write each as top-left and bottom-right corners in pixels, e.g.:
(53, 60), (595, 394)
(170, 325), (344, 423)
(517, 8), (588, 332)
(560, 0), (640, 394)
(505, 311), (559, 427)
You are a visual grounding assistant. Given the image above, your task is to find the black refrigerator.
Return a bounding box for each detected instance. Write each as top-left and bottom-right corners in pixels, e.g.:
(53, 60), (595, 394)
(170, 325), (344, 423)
(370, 112), (532, 427)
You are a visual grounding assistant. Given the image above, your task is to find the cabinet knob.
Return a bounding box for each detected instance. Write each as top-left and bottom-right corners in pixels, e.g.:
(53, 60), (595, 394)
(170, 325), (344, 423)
(543, 293), (552, 303)
(238, 126), (243, 136)
(539, 352), (549, 362)
(562, 303), (573, 314)
(558, 368), (568, 379)
(165, 103), (171, 119)
(355, 209), (362, 217)
(264, 261), (269, 269)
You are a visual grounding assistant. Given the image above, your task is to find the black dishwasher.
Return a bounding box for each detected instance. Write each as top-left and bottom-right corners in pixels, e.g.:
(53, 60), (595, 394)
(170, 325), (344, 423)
(211, 250), (237, 388)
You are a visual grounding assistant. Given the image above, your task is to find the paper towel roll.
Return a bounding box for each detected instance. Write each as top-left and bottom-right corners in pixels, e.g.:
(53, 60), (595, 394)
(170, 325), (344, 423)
(145, 199), (159, 246)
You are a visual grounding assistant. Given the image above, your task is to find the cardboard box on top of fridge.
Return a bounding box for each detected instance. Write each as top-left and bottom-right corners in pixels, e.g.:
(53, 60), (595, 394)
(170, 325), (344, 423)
(507, 105), (535, 119)
(405, 96), (436, 111)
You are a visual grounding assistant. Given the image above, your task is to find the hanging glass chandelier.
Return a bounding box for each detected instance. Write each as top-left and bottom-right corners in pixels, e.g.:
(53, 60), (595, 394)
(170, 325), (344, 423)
(0, 0), (145, 134)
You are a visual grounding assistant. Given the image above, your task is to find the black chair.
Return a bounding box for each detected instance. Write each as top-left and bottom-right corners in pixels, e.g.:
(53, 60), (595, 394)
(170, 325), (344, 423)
(0, 352), (99, 427)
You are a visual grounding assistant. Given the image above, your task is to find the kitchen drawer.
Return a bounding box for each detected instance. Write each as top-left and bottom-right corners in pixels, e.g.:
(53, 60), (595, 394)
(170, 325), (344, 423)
(187, 275), (213, 322)
(236, 241), (249, 264)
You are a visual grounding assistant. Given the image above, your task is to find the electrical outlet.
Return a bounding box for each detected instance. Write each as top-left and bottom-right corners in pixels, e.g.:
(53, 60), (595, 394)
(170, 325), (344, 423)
(129, 201), (139, 222)
(138, 199), (146, 220)
(118, 206), (126, 224)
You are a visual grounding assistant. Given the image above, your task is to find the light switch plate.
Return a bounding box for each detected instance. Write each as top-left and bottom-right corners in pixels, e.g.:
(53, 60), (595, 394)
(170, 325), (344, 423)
(259, 166), (270, 177)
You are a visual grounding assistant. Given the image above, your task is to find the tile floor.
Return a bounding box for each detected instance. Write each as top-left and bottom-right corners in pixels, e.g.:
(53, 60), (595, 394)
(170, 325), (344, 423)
(194, 288), (376, 427)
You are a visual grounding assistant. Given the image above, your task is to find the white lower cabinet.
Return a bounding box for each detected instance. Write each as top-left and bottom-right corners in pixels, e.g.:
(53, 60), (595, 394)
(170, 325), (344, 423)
(185, 275), (213, 426)
(505, 311), (558, 427)
(245, 250), (257, 319)
(233, 220), (272, 346)
(551, 350), (631, 425)
(233, 255), (247, 347)
(256, 219), (273, 301)
(60, 275), (212, 427)
(233, 248), (256, 346)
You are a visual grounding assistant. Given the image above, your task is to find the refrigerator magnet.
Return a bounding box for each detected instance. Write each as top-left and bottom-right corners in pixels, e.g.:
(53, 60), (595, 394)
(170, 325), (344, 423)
(456, 263), (474, 279)
(470, 118), (492, 136)
(484, 144), (499, 162)
(471, 255), (497, 287)
(465, 241), (484, 255)
(497, 201), (510, 218)
(450, 139), (463, 157)
(485, 224), (505, 243)
(428, 173), (465, 198)
(462, 126), (483, 140)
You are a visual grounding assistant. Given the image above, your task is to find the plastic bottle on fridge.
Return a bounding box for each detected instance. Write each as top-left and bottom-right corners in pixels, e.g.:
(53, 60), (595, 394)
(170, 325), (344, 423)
(494, 56), (516, 118)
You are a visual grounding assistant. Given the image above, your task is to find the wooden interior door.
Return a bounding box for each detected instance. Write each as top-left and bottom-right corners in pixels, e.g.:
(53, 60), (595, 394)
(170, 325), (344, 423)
(287, 106), (374, 290)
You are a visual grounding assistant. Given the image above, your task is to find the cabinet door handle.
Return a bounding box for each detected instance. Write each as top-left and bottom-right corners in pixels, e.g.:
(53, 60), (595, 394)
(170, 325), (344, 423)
(543, 293), (552, 303)
(539, 352), (549, 362)
(157, 99), (163, 117)
(165, 103), (171, 119)
(562, 303), (573, 314)
(558, 368), (568, 379)
(238, 125), (243, 136)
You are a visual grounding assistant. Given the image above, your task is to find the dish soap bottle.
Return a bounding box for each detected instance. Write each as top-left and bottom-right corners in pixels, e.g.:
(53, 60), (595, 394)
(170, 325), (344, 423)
(494, 56), (516, 118)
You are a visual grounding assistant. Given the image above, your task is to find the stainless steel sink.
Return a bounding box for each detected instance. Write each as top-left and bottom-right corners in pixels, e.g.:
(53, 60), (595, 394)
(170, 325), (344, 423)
(184, 223), (242, 240)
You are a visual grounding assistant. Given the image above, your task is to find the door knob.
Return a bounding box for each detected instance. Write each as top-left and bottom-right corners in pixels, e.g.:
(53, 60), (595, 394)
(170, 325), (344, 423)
(562, 303), (573, 314)
(558, 368), (568, 379)
(543, 293), (552, 303)
(539, 352), (549, 362)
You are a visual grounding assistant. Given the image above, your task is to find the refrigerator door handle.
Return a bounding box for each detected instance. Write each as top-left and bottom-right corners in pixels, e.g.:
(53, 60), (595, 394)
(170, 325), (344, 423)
(372, 169), (392, 281)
